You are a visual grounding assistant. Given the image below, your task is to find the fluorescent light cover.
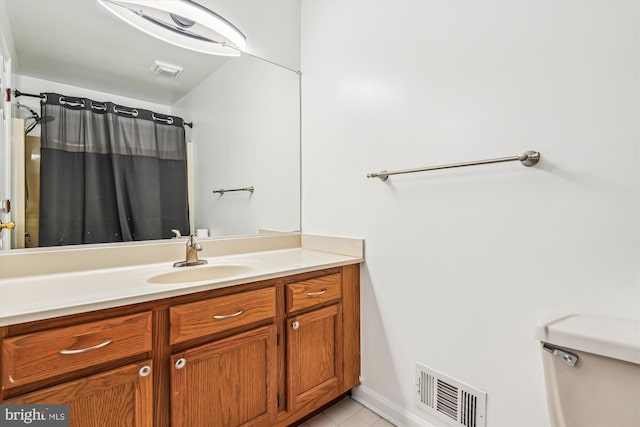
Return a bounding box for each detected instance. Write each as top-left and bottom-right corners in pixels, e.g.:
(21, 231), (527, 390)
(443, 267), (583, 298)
(98, 0), (246, 56)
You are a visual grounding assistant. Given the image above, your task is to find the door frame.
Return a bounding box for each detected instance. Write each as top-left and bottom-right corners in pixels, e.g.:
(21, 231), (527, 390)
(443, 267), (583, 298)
(0, 40), (13, 250)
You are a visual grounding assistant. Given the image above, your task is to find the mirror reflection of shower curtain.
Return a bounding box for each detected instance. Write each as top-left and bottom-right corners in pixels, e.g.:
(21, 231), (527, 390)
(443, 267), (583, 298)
(38, 93), (190, 246)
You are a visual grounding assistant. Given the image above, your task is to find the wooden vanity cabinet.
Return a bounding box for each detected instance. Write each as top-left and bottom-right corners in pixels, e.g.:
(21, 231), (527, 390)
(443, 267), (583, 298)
(4, 360), (153, 427)
(0, 264), (360, 427)
(2, 312), (152, 389)
(284, 273), (344, 413)
(168, 288), (278, 427)
(1, 313), (154, 427)
(286, 304), (342, 411)
(170, 325), (277, 427)
(273, 266), (361, 427)
(169, 288), (276, 345)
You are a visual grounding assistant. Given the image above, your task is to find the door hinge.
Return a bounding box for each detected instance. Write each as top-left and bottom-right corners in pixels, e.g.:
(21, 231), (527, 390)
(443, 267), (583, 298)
(277, 333), (280, 346)
(277, 393), (280, 408)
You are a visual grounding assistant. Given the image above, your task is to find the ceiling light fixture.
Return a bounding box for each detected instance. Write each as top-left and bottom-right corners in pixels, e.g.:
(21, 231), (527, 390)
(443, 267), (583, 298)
(98, 0), (246, 56)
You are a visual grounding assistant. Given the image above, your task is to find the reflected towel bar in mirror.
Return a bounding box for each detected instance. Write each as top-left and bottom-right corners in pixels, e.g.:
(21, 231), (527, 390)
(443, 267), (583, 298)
(213, 186), (255, 195)
(367, 150), (540, 181)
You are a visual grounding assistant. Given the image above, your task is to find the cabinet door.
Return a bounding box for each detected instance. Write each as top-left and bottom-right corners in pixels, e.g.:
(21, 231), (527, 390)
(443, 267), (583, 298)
(4, 360), (153, 427)
(171, 325), (277, 427)
(287, 304), (343, 411)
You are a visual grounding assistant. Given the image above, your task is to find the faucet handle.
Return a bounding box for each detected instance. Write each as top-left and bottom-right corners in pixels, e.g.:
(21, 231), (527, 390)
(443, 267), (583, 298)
(175, 234), (207, 267)
(186, 233), (202, 250)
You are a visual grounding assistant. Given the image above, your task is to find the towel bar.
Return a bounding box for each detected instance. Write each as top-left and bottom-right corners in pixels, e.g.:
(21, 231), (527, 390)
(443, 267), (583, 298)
(367, 150), (540, 181)
(212, 186), (255, 195)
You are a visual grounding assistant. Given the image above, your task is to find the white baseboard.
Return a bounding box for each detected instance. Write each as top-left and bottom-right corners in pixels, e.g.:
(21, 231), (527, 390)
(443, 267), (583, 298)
(351, 385), (439, 427)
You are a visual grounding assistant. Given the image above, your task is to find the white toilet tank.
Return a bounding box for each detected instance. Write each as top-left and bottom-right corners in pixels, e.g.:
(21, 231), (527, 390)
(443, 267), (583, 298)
(534, 314), (640, 427)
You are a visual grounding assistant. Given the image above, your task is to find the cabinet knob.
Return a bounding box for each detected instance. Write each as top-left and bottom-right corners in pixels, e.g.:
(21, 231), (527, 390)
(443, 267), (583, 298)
(139, 365), (151, 377)
(292, 321), (300, 330)
(175, 358), (187, 370)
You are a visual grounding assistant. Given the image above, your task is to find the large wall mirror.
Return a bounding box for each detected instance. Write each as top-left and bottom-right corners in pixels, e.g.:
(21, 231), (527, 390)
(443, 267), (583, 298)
(1, 0), (300, 250)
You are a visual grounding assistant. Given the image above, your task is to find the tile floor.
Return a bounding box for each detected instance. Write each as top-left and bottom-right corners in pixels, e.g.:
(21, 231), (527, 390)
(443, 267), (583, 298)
(298, 397), (395, 427)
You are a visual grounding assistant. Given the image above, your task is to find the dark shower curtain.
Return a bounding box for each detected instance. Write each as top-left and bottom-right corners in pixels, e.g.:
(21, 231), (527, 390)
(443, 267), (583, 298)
(38, 92), (190, 246)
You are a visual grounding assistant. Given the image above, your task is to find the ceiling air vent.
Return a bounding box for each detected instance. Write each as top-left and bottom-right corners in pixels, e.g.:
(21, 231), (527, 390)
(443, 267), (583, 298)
(416, 363), (487, 427)
(150, 60), (183, 78)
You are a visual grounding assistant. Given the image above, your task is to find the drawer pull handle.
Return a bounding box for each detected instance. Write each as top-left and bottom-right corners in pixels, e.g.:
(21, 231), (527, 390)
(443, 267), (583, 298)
(59, 339), (112, 355)
(213, 309), (245, 320)
(307, 289), (327, 297)
(139, 365), (151, 377)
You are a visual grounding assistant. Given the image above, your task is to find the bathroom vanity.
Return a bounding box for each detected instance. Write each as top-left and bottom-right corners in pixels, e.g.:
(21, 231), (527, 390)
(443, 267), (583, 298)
(0, 234), (362, 427)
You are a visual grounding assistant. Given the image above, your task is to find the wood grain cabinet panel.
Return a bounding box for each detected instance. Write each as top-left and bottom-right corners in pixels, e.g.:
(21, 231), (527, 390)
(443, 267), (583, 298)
(171, 325), (277, 427)
(285, 273), (341, 314)
(5, 360), (153, 427)
(2, 312), (152, 389)
(341, 264), (361, 392)
(286, 304), (343, 411)
(170, 287), (276, 344)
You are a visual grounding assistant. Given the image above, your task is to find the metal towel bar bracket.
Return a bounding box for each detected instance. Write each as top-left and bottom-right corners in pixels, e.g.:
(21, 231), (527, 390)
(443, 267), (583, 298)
(212, 186), (255, 195)
(367, 150), (540, 181)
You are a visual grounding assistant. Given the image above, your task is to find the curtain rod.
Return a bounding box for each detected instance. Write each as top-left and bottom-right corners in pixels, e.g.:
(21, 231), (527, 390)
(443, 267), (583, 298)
(13, 89), (193, 128)
(14, 89), (43, 99)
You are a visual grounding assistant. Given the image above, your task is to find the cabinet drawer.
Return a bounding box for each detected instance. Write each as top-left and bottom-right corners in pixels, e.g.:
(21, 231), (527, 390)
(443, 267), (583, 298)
(286, 273), (341, 314)
(169, 287), (276, 344)
(2, 312), (152, 389)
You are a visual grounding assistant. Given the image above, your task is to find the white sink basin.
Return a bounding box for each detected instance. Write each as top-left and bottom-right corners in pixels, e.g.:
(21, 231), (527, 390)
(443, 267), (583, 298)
(148, 265), (254, 284)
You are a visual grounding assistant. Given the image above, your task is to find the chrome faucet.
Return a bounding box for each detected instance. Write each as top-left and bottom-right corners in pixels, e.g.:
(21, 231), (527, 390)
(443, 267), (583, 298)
(173, 234), (208, 267)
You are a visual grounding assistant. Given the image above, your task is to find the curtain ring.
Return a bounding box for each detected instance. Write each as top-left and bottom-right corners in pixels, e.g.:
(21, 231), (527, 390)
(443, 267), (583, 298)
(59, 96), (85, 108)
(152, 112), (174, 125)
(114, 105), (139, 117)
(90, 101), (107, 112)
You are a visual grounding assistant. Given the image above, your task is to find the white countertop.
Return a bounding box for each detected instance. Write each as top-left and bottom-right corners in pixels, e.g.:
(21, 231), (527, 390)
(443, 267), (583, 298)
(0, 248), (362, 326)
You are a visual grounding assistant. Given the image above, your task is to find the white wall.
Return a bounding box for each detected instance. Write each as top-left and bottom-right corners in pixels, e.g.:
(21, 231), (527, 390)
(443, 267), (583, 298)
(172, 55), (300, 237)
(0, 0), (17, 62)
(301, 1), (639, 426)
(200, 0), (301, 71)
